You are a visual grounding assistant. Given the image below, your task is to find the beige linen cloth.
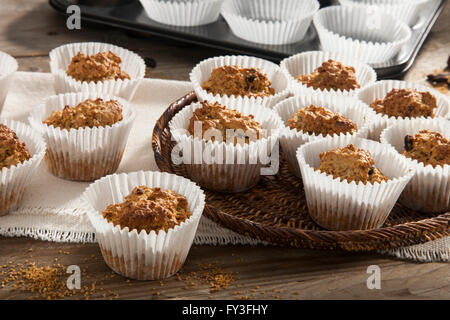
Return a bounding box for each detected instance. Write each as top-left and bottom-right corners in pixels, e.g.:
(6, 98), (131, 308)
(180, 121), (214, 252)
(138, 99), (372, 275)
(0, 72), (448, 262)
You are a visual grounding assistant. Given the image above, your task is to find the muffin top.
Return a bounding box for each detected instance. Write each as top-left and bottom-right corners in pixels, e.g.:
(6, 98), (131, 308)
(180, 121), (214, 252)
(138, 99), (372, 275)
(66, 51), (131, 83)
(0, 124), (31, 170)
(296, 59), (360, 92)
(187, 101), (264, 145)
(318, 144), (388, 184)
(201, 65), (275, 98)
(402, 129), (449, 167)
(43, 98), (123, 130)
(286, 105), (357, 137)
(102, 186), (192, 234)
(370, 88), (437, 118)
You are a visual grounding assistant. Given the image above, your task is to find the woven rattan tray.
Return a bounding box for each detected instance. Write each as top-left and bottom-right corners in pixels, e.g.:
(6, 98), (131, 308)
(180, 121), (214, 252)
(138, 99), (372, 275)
(152, 92), (450, 251)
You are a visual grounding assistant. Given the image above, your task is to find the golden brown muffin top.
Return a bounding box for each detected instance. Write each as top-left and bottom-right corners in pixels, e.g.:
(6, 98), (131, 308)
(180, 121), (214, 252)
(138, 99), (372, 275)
(402, 129), (449, 167)
(296, 60), (360, 92)
(0, 124), (31, 170)
(102, 186), (192, 234)
(201, 65), (275, 98)
(66, 51), (131, 83)
(318, 144), (388, 184)
(370, 89), (437, 118)
(187, 101), (264, 145)
(286, 105), (358, 137)
(43, 98), (123, 130)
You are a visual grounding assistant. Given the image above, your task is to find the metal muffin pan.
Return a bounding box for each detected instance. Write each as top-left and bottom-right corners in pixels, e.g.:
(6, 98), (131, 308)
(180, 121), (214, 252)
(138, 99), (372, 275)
(49, 0), (447, 79)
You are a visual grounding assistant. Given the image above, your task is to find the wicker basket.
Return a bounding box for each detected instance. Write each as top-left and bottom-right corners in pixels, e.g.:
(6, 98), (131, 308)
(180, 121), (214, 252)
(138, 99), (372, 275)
(151, 92), (450, 251)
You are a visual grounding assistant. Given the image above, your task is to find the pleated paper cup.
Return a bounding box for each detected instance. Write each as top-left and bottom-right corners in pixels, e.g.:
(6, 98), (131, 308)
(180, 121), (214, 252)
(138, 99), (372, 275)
(0, 119), (46, 216)
(140, 0), (224, 26)
(28, 92), (136, 182)
(169, 102), (284, 193)
(221, 0), (319, 45)
(82, 171), (206, 280)
(313, 6), (412, 64)
(358, 80), (450, 141)
(338, 0), (430, 27)
(380, 118), (449, 213)
(274, 94), (375, 177)
(0, 51), (18, 111)
(280, 51), (377, 97)
(190, 55), (290, 109)
(49, 42), (145, 100)
(296, 136), (414, 231)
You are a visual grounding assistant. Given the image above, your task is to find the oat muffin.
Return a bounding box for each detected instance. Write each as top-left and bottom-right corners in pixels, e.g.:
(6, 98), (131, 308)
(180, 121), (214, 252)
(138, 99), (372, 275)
(66, 51), (131, 83)
(188, 101), (264, 144)
(201, 65), (275, 98)
(0, 124), (31, 170)
(102, 186), (192, 234)
(402, 130), (450, 168)
(370, 88), (437, 118)
(43, 98), (123, 130)
(297, 59), (360, 92)
(318, 144), (388, 184)
(286, 105), (357, 137)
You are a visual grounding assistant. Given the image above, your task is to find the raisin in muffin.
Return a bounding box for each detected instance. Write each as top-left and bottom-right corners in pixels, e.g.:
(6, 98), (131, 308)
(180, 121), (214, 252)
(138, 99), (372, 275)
(201, 65), (275, 98)
(370, 89), (437, 118)
(0, 124), (31, 170)
(102, 186), (192, 234)
(187, 101), (264, 145)
(43, 98), (123, 130)
(286, 105), (357, 137)
(296, 59), (360, 92)
(66, 51), (130, 83)
(402, 130), (449, 168)
(318, 144), (388, 185)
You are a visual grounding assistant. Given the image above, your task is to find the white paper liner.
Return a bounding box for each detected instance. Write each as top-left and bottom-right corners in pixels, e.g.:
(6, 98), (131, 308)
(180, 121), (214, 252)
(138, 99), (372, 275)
(28, 92), (136, 182)
(221, 0), (319, 45)
(280, 51), (377, 97)
(313, 6), (412, 64)
(296, 135), (414, 231)
(190, 55), (290, 109)
(169, 101), (284, 192)
(49, 42), (146, 100)
(274, 94), (376, 177)
(357, 80), (450, 141)
(140, 0), (224, 26)
(82, 171), (206, 280)
(380, 118), (449, 213)
(338, 0), (430, 27)
(0, 119), (46, 216)
(0, 51), (18, 112)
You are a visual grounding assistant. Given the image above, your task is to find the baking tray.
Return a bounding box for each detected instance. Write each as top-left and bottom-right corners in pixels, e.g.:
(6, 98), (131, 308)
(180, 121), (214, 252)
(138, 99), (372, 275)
(49, 0), (447, 79)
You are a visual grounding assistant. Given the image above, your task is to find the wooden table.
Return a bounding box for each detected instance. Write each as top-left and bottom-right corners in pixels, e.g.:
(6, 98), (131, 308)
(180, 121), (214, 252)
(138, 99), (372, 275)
(0, 0), (449, 300)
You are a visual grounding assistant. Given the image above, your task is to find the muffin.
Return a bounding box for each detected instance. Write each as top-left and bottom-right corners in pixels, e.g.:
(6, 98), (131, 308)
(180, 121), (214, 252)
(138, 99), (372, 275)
(66, 51), (130, 83)
(358, 80), (450, 141)
(169, 100), (283, 193)
(29, 92), (135, 182)
(380, 118), (449, 213)
(370, 89), (437, 118)
(296, 136), (414, 230)
(83, 171), (205, 280)
(190, 55), (290, 109)
(0, 120), (46, 216)
(50, 42), (145, 100)
(201, 65), (275, 98)
(317, 144), (388, 184)
(0, 51), (18, 111)
(296, 59), (360, 92)
(275, 94), (375, 177)
(281, 51), (376, 96)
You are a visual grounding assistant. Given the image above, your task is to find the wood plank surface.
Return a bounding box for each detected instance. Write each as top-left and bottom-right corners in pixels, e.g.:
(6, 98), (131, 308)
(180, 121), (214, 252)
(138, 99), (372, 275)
(0, 0), (449, 300)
